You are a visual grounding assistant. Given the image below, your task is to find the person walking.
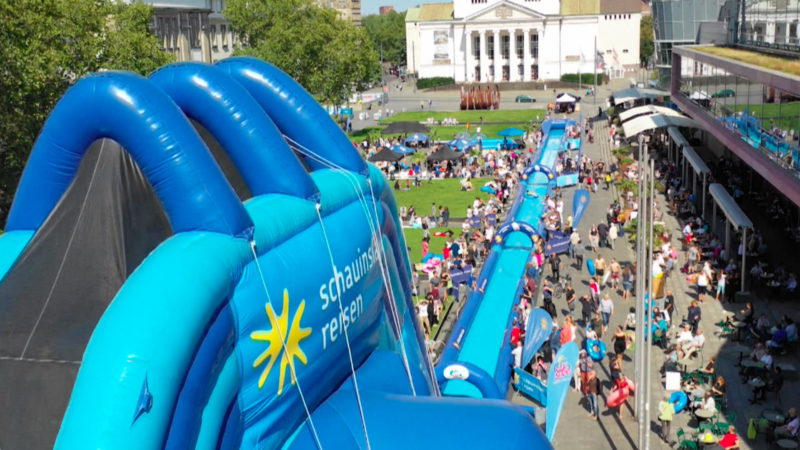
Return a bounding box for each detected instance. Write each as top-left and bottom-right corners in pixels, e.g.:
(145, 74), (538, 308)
(622, 265), (634, 300)
(566, 283), (576, 317)
(549, 252), (561, 282)
(608, 222), (618, 250)
(600, 294), (614, 334)
(716, 271), (727, 301)
(697, 271), (709, 303)
(586, 370), (600, 420)
(658, 392), (675, 443)
(589, 225), (600, 252)
(688, 300), (702, 335)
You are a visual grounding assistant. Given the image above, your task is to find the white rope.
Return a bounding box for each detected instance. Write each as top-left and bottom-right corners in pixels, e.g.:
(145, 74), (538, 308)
(314, 205), (372, 450)
(20, 141), (106, 359)
(286, 138), (421, 394)
(248, 241), (323, 450)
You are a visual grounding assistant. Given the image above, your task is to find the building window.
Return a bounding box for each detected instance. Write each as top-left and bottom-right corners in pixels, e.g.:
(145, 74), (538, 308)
(622, 49), (628, 53)
(189, 13), (201, 49)
(221, 24), (228, 48)
(473, 35), (480, 59)
(211, 24), (218, 49)
(487, 36), (494, 59)
(471, 0), (487, 4)
(501, 35), (510, 59)
(516, 33), (523, 59)
(531, 33), (538, 59)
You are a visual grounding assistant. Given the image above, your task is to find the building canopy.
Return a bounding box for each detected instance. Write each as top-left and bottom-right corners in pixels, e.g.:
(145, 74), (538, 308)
(621, 114), (700, 138)
(709, 183), (752, 229)
(612, 87), (669, 105)
(619, 104), (684, 123)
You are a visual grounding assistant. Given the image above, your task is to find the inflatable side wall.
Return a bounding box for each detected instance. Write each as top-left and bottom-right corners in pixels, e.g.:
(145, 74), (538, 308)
(0, 59), (551, 449)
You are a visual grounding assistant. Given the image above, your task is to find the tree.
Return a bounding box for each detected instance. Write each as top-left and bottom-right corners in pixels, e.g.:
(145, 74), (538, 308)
(640, 15), (655, 68)
(226, 0), (379, 107)
(0, 0), (173, 228)
(362, 11), (407, 66)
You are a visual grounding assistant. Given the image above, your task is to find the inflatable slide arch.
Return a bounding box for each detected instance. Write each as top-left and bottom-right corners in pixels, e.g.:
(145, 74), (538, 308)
(0, 60), (550, 449)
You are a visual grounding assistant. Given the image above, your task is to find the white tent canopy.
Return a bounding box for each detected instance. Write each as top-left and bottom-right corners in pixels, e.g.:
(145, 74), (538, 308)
(619, 105), (685, 123)
(556, 93), (577, 103)
(621, 114), (701, 138)
(682, 146), (710, 175)
(690, 90), (710, 100)
(667, 126), (690, 149)
(709, 183), (752, 229)
(709, 183), (753, 292)
(612, 87), (669, 105)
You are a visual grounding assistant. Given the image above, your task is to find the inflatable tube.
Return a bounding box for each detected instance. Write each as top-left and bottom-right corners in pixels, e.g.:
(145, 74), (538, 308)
(670, 391), (688, 413)
(587, 258), (596, 276)
(5, 72), (252, 238)
(585, 339), (606, 361)
(216, 57), (368, 176)
(625, 376), (636, 393)
(436, 362), (503, 399)
(606, 387), (630, 408)
(148, 62), (319, 201)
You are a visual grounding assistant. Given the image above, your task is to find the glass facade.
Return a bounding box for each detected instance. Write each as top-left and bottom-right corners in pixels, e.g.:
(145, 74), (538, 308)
(680, 55), (800, 172)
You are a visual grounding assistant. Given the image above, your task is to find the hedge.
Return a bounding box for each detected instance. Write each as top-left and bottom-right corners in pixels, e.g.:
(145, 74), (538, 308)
(417, 77), (455, 89)
(560, 73), (604, 85)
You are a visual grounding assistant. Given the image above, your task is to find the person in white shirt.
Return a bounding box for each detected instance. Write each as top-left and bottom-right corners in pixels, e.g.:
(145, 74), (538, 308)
(512, 341), (523, 368)
(760, 351), (773, 370)
(677, 326), (694, 344)
(683, 330), (705, 357)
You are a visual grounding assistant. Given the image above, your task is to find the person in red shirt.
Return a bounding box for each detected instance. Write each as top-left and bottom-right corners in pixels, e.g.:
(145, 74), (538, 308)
(719, 425), (739, 449)
(510, 322), (521, 346)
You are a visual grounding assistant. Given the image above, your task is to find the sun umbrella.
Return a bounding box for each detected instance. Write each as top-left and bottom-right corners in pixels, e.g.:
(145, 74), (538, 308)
(391, 144), (415, 155)
(368, 147), (404, 162)
(427, 146), (464, 161)
(404, 132), (429, 144)
(448, 138), (472, 150)
(381, 121), (431, 134)
(497, 127), (526, 137)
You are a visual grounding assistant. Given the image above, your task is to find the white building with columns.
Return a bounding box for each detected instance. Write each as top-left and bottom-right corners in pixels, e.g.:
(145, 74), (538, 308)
(405, 0), (642, 82)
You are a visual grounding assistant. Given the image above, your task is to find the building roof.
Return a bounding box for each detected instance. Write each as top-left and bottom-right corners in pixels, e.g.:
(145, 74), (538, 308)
(417, 2), (454, 21)
(600, 0), (642, 14)
(405, 6), (421, 21)
(561, 0), (599, 15)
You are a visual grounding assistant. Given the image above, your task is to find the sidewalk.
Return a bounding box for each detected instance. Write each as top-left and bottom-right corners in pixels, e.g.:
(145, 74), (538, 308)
(510, 111), (800, 449)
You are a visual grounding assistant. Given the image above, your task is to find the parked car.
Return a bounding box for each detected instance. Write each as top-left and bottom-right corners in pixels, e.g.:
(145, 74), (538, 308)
(712, 89), (735, 98)
(515, 94), (536, 103)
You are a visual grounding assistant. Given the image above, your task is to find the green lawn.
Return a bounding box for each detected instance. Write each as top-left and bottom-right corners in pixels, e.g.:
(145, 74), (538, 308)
(726, 102), (800, 131)
(382, 109), (546, 124)
(393, 177), (492, 221)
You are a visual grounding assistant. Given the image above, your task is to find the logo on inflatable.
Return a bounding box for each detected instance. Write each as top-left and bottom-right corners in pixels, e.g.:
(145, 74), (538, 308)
(553, 355), (572, 382)
(251, 289), (312, 395)
(444, 364), (470, 380)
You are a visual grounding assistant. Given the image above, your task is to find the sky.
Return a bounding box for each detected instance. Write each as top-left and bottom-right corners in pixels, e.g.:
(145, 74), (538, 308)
(361, 0), (448, 16)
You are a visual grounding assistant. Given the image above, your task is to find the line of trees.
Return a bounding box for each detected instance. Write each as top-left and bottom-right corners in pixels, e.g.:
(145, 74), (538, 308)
(0, 0), (173, 228)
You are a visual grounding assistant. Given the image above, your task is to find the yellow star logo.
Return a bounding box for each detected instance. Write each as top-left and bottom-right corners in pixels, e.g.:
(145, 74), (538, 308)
(251, 289), (312, 396)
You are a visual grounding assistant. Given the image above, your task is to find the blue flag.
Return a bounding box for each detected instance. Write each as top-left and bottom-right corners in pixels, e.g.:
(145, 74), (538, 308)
(545, 341), (579, 441)
(522, 308), (553, 369)
(572, 189), (590, 228)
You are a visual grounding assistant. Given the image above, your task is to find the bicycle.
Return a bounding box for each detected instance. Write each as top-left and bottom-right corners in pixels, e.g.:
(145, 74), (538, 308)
(552, 273), (572, 298)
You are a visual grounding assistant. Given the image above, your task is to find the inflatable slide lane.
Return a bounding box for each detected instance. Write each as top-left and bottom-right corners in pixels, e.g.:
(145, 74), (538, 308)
(0, 58), (550, 449)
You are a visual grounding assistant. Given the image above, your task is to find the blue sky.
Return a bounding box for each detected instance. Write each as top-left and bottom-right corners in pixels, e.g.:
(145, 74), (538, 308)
(361, 0), (447, 16)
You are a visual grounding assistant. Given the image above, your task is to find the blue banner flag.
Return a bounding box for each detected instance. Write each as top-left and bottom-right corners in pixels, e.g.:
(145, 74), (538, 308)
(571, 189), (590, 228)
(545, 341), (579, 441)
(514, 368), (547, 406)
(544, 231), (570, 256)
(522, 308), (553, 369)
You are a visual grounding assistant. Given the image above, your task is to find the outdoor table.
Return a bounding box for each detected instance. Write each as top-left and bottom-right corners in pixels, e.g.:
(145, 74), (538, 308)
(749, 378), (766, 389)
(741, 360), (764, 369)
(695, 409), (716, 421)
(776, 363), (797, 372)
(696, 431), (719, 446)
(777, 439), (800, 449)
(762, 410), (785, 424)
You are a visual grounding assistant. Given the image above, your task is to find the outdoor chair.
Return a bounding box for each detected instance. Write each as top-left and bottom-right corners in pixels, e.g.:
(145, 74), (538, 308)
(714, 413), (737, 436)
(677, 428), (698, 450)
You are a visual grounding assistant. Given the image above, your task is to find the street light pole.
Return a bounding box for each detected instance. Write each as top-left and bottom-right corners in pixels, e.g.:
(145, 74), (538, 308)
(644, 155), (655, 450)
(635, 135), (647, 449)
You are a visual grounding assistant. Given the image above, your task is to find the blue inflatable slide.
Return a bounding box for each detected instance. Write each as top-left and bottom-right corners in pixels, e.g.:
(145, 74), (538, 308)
(0, 58), (551, 449)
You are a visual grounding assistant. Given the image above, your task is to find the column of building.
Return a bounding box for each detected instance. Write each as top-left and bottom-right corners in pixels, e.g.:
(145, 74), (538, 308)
(479, 30), (488, 83)
(523, 29), (531, 81)
(491, 30), (496, 83)
(465, 31), (473, 82)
